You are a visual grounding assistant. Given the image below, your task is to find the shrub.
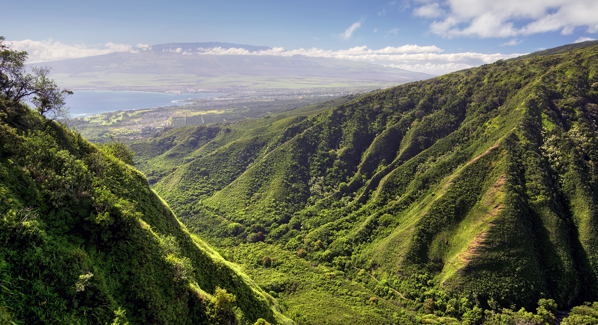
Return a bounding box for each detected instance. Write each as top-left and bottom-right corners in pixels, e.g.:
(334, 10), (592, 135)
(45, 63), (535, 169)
(227, 223), (244, 236)
(187, 137), (198, 146)
(262, 256), (272, 267)
(207, 287), (237, 325)
(314, 240), (324, 250)
(338, 182), (348, 191)
(252, 224), (265, 233)
(99, 135), (134, 165)
(247, 233), (262, 243)
(562, 302), (598, 325)
(378, 213), (393, 226)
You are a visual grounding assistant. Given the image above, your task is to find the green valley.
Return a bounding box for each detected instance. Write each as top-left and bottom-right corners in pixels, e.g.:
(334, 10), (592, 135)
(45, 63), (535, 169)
(131, 42), (598, 324)
(6, 33), (598, 324)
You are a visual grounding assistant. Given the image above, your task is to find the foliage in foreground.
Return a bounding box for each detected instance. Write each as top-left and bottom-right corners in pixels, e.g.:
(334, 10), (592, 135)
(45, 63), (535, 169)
(0, 92), (290, 323)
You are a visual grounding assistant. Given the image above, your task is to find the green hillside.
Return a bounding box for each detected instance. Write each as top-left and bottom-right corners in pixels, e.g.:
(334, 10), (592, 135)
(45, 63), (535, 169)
(133, 44), (598, 324)
(0, 92), (291, 322)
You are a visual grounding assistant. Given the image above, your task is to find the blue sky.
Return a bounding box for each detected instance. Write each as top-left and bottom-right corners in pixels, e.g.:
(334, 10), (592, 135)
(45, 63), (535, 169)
(2, 0), (597, 74)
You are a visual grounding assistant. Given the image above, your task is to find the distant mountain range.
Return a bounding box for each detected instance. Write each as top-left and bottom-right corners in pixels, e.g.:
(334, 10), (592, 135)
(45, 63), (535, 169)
(150, 42), (272, 53)
(31, 42), (435, 91)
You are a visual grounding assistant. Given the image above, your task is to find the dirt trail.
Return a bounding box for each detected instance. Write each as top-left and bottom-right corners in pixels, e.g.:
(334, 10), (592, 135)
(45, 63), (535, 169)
(466, 143), (500, 167)
(460, 175), (506, 262)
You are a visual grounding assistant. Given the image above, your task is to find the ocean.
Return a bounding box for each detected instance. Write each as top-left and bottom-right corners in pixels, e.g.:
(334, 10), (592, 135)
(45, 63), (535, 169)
(65, 90), (224, 117)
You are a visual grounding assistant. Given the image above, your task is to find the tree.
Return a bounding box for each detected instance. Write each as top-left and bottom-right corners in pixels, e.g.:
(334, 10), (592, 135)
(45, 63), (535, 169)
(99, 134), (135, 166)
(261, 256), (272, 267)
(253, 319), (271, 325)
(30, 67), (72, 119)
(208, 287), (238, 325)
(0, 36), (71, 119)
(0, 36), (32, 102)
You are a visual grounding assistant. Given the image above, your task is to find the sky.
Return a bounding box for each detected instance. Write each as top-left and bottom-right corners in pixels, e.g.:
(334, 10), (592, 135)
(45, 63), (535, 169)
(2, 0), (598, 75)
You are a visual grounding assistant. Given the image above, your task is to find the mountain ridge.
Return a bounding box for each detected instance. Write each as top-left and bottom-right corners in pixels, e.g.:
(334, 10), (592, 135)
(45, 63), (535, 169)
(131, 42), (598, 323)
(150, 42), (272, 53)
(29, 48), (434, 91)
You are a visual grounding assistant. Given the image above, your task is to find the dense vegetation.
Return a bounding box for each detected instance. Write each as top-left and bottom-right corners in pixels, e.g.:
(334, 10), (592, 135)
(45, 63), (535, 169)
(133, 44), (598, 324)
(0, 39), (290, 325)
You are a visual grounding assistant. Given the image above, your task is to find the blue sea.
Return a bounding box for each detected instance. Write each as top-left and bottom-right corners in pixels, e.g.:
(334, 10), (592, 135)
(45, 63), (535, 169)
(65, 91), (224, 117)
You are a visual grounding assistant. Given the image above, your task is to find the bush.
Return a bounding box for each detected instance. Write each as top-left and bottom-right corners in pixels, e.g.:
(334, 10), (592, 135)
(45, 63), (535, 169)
(207, 287), (237, 325)
(338, 182), (348, 191)
(314, 240), (324, 250)
(99, 136), (135, 165)
(227, 223), (244, 236)
(378, 213), (393, 226)
(262, 256), (272, 267)
(247, 233), (262, 243)
(562, 302), (598, 325)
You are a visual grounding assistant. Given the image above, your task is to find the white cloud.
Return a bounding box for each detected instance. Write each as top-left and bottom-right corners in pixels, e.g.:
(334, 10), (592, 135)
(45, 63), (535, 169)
(385, 63), (473, 75)
(136, 43), (151, 50)
(191, 44), (519, 75)
(7, 39), (149, 63)
(387, 28), (400, 35)
(9, 38), (522, 76)
(341, 21), (362, 40)
(561, 26), (575, 35)
(414, 3), (444, 18)
(574, 36), (596, 43)
(420, 0), (598, 39)
(374, 28), (378, 33)
(500, 38), (521, 46)
(314, 36), (320, 40)
(192, 44), (443, 57)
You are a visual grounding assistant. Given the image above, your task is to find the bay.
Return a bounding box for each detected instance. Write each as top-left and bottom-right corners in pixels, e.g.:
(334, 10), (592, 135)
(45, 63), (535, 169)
(65, 90), (224, 117)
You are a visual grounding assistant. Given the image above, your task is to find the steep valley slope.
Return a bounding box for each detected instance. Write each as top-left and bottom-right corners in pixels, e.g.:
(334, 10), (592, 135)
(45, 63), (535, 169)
(132, 42), (598, 324)
(0, 98), (291, 324)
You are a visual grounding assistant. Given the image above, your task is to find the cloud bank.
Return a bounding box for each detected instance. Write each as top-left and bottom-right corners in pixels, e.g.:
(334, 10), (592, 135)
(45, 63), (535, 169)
(9, 38), (522, 75)
(413, 0), (598, 39)
(575, 36), (596, 43)
(175, 44), (520, 75)
(7, 39), (151, 63)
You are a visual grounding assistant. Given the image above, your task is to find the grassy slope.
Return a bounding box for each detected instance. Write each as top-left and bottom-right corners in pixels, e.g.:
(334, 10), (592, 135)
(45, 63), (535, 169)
(0, 99), (292, 324)
(135, 45), (598, 323)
